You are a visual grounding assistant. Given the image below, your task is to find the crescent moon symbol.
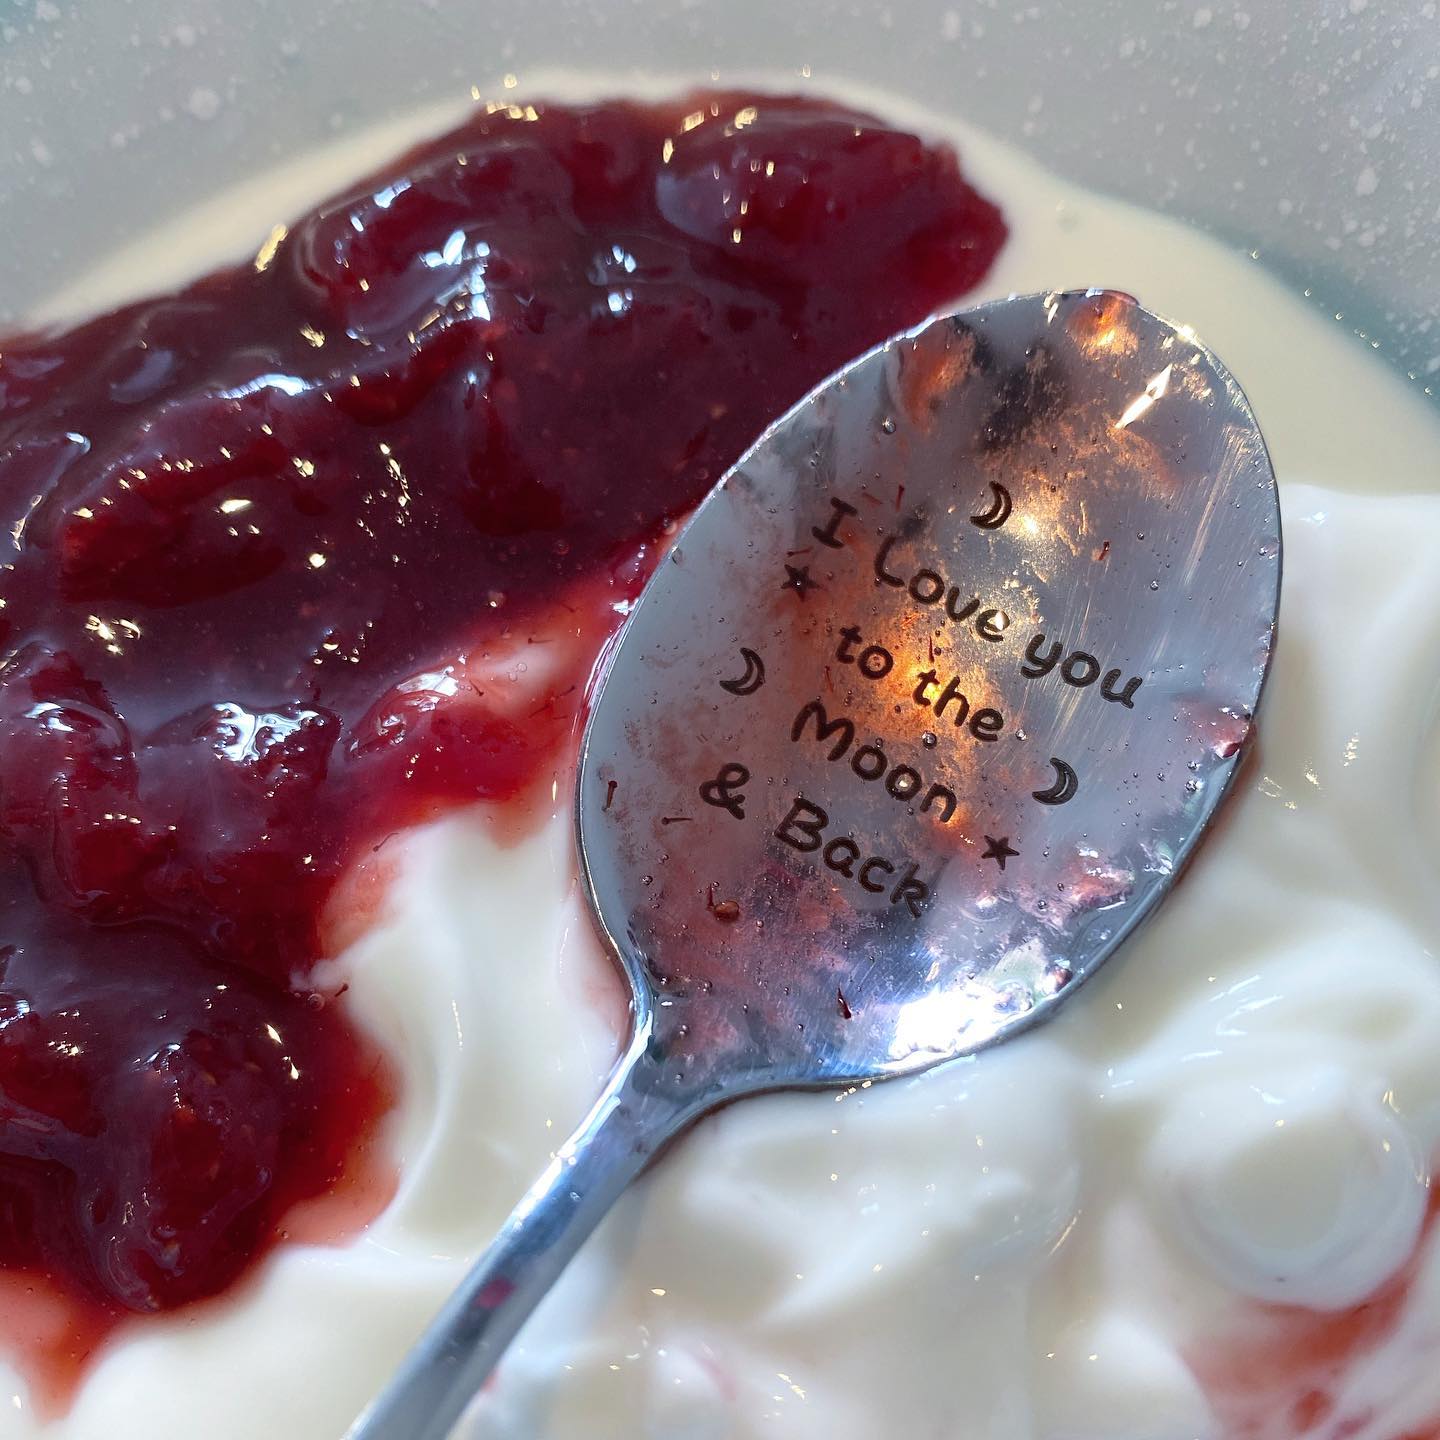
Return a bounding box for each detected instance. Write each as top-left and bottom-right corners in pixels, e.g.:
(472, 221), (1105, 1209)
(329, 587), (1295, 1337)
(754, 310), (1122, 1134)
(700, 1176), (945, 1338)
(719, 646), (766, 697)
(1031, 756), (1078, 806)
(970, 480), (1013, 530)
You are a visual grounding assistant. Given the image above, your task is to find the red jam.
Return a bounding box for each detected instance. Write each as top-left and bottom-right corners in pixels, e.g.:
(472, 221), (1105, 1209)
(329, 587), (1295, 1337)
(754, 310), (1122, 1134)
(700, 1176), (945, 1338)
(1188, 1189), (1440, 1440)
(0, 90), (1004, 1385)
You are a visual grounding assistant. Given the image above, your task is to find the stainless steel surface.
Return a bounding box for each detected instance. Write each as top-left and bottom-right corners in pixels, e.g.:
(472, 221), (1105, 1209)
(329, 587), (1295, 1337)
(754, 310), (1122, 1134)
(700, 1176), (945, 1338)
(347, 288), (1281, 1439)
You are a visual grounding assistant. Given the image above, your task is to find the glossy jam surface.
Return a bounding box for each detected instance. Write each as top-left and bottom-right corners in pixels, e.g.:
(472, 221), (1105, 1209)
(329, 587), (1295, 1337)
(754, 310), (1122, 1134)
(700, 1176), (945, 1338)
(0, 92), (1004, 1375)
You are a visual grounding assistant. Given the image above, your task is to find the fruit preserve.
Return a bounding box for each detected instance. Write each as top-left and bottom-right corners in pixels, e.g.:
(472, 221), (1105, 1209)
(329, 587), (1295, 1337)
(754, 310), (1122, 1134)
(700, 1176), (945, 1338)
(0, 90), (1004, 1389)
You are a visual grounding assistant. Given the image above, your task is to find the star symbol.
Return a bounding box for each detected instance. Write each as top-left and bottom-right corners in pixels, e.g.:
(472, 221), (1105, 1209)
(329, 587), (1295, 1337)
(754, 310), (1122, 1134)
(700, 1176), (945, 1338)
(981, 835), (1019, 870)
(781, 562), (820, 601)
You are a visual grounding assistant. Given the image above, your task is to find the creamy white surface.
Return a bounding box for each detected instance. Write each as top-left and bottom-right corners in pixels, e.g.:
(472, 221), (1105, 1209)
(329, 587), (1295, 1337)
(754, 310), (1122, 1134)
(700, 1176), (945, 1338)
(11, 78), (1440, 1440)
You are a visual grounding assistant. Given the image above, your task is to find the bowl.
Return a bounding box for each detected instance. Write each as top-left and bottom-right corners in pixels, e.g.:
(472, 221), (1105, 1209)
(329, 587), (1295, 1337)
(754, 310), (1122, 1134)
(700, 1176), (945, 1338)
(0, 0), (1436, 396)
(0, 4), (1437, 1437)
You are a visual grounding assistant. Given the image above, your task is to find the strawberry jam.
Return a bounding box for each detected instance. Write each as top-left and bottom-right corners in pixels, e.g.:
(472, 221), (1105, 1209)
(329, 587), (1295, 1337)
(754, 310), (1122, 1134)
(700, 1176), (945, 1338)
(0, 90), (1004, 1377)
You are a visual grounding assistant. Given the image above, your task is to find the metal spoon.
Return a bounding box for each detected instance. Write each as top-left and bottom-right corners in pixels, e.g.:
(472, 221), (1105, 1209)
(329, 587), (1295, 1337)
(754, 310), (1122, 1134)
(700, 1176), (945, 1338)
(347, 288), (1281, 1439)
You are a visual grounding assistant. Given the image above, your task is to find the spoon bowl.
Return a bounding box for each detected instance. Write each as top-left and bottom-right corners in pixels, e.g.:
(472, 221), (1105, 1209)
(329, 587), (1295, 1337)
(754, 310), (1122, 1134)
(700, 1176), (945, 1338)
(348, 288), (1281, 1439)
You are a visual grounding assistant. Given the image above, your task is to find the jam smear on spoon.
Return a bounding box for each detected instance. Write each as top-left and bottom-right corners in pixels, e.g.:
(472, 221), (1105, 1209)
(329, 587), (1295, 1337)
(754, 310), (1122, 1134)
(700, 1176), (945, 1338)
(0, 90), (1004, 1395)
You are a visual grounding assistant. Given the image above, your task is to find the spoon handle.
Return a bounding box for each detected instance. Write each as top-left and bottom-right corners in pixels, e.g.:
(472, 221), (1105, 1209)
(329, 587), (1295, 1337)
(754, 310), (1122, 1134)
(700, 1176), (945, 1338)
(345, 1022), (703, 1440)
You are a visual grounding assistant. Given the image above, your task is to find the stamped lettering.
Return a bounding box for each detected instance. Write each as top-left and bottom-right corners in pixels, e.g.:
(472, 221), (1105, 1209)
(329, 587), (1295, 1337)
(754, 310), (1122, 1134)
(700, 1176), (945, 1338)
(773, 796), (931, 917)
(688, 485), (1151, 920)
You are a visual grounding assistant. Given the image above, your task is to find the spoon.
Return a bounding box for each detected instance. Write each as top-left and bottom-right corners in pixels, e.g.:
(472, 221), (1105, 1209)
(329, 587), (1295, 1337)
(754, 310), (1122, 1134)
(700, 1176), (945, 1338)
(347, 288), (1281, 1439)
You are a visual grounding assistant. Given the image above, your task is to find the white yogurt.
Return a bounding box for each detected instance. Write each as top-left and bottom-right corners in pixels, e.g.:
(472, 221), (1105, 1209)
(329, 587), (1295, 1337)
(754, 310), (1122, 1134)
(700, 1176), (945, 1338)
(12, 75), (1440, 1440)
